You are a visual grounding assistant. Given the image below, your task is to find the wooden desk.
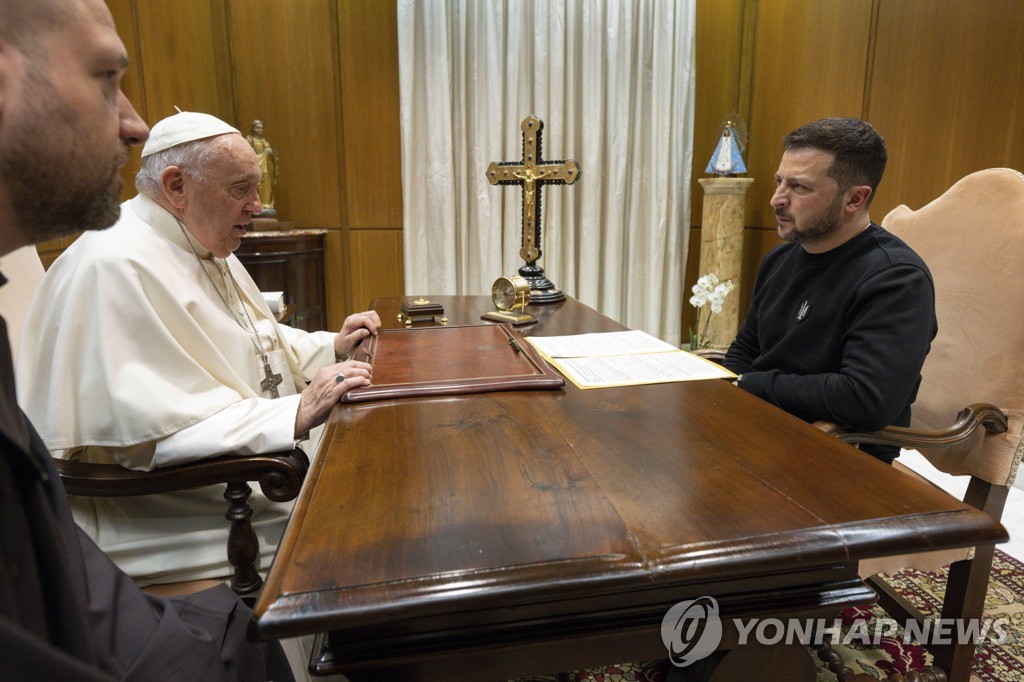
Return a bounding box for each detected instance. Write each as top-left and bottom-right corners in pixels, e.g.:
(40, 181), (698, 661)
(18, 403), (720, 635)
(253, 296), (1006, 680)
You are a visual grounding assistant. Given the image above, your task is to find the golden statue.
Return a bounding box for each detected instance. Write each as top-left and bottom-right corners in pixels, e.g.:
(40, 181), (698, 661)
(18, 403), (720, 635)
(246, 119), (278, 216)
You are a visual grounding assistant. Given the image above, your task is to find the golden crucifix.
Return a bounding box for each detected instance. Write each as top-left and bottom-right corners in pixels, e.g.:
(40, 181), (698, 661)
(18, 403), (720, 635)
(487, 115), (581, 303)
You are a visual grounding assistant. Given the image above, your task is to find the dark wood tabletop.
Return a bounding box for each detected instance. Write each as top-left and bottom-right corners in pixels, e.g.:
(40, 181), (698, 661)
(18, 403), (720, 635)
(252, 295), (1006, 681)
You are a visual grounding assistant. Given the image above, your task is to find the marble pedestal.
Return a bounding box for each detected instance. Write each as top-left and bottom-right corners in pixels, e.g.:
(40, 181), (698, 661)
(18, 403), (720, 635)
(696, 176), (754, 347)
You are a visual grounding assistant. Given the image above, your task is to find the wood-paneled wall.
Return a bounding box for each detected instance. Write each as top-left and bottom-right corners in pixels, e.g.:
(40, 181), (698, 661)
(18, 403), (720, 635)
(40, 2), (1023, 333)
(336, 0), (405, 313)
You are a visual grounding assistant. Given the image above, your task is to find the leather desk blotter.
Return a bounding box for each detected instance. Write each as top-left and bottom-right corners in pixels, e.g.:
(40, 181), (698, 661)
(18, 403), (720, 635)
(341, 324), (565, 403)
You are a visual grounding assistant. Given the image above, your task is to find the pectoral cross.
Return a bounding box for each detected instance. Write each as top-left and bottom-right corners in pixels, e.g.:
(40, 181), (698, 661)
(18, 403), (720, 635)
(487, 115), (581, 303)
(261, 360), (283, 398)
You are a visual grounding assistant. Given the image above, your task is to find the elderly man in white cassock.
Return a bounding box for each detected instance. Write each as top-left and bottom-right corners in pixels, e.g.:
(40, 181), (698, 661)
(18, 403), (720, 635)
(17, 111), (378, 586)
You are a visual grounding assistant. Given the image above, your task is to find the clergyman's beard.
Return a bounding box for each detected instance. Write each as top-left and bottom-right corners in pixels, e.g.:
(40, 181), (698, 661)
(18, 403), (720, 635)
(778, 192), (844, 246)
(0, 64), (124, 245)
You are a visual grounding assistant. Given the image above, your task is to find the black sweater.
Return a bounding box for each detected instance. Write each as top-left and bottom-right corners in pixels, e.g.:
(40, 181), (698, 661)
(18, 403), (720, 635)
(723, 224), (936, 462)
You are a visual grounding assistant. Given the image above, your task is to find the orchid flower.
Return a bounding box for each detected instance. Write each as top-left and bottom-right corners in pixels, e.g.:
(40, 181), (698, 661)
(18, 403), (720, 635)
(688, 274), (735, 349)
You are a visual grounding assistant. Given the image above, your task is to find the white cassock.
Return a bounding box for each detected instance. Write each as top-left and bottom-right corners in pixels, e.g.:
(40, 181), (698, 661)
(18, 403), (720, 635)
(16, 194), (336, 585)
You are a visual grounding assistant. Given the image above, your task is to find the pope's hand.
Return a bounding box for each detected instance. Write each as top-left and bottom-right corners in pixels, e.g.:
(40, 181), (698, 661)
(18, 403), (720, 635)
(295, 360), (372, 437)
(334, 310), (381, 358)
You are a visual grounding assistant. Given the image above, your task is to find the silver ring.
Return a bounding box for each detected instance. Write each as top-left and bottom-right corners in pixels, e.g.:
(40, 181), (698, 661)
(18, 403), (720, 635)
(335, 373), (345, 383)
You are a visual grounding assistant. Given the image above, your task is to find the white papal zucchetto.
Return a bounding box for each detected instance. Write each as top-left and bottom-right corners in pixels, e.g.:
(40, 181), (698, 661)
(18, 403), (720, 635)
(141, 111), (240, 158)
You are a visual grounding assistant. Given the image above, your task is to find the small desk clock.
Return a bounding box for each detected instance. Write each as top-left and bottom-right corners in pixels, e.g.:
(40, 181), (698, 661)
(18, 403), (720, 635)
(481, 275), (536, 326)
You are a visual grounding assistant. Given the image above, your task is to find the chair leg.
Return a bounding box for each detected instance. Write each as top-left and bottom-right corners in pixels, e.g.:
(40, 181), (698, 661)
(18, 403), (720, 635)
(224, 481), (263, 600)
(931, 544), (997, 682)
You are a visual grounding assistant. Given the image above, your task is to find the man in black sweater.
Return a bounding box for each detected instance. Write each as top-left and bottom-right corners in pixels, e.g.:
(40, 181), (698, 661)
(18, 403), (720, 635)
(0, 0), (291, 678)
(723, 118), (936, 463)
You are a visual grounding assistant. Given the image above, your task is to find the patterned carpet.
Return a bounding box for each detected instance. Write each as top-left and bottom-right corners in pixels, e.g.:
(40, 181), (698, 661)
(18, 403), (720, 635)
(511, 550), (1024, 682)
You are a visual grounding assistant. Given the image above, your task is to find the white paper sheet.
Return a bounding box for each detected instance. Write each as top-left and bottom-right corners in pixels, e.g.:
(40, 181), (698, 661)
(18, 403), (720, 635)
(526, 330), (679, 358)
(526, 331), (736, 389)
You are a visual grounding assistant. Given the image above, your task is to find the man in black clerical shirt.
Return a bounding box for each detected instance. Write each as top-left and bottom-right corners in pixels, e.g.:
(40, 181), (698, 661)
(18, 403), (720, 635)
(0, 0), (292, 678)
(723, 117), (936, 463)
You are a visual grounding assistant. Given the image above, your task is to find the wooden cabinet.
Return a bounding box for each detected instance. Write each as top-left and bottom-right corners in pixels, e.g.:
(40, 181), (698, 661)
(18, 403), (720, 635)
(235, 230), (327, 332)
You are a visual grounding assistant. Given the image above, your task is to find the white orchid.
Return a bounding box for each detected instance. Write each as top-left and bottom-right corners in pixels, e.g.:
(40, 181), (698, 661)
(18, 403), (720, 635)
(688, 273), (735, 349)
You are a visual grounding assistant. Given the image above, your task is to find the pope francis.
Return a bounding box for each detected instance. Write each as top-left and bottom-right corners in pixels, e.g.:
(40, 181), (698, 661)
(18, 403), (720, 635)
(17, 111), (378, 585)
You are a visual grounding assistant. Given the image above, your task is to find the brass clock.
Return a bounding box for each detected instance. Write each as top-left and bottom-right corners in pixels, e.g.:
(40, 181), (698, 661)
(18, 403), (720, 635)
(481, 275), (536, 325)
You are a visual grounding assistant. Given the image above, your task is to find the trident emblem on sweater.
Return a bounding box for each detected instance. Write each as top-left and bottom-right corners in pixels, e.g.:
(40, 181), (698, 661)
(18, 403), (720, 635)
(797, 300), (810, 322)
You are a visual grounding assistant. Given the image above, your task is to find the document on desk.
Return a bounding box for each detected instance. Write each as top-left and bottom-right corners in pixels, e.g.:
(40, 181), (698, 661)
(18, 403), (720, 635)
(526, 330), (736, 388)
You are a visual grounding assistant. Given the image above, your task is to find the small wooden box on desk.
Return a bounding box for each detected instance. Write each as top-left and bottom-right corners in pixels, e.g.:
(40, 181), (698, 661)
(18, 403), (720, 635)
(235, 229), (327, 332)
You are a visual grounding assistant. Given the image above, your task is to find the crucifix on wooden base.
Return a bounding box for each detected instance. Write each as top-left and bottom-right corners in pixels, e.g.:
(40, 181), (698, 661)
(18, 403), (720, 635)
(487, 115), (581, 303)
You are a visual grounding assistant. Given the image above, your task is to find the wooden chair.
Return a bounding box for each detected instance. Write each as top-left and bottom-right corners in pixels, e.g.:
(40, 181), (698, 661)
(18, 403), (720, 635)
(813, 168), (1024, 681)
(53, 451), (308, 601)
(1, 245), (309, 601)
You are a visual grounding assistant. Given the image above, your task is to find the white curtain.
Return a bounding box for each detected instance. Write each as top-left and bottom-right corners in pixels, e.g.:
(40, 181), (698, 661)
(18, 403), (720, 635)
(397, 0), (695, 343)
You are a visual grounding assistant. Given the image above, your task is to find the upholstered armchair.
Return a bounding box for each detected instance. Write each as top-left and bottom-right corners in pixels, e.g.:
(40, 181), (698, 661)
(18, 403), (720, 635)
(815, 168), (1024, 681)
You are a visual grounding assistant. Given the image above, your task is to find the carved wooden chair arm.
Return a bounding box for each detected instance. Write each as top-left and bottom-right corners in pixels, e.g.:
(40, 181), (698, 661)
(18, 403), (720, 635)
(53, 449), (310, 501)
(53, 449), (310, 599)
(813, 403), (1008, 453)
